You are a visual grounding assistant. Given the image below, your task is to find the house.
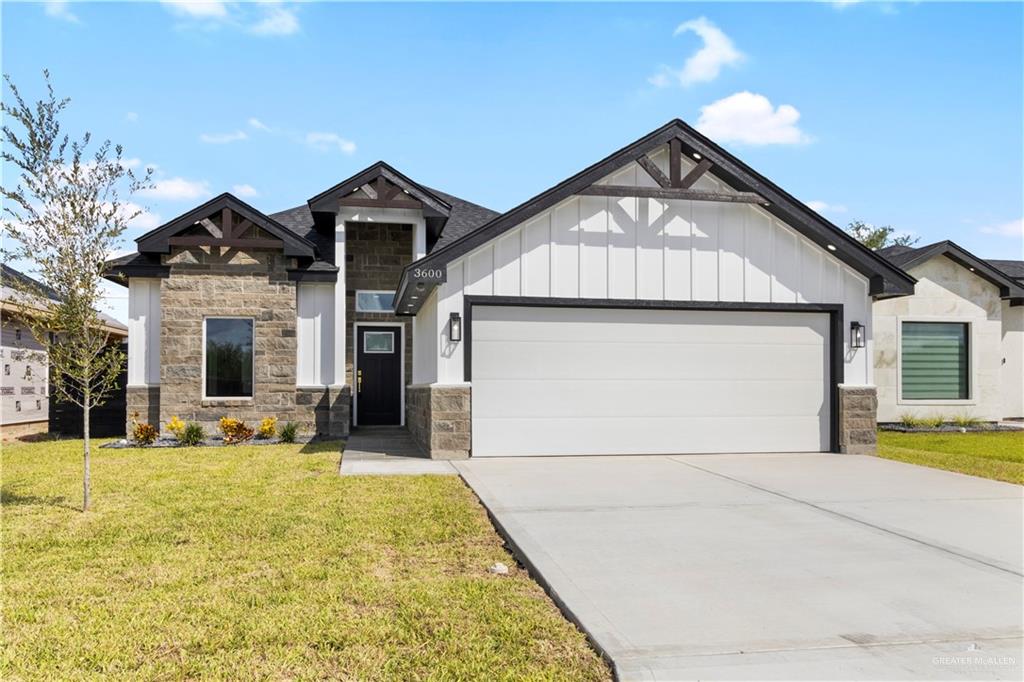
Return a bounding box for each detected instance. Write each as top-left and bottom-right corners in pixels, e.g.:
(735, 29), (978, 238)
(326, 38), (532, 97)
(874, 243), (1024, 422)
(106, 119), (917, 456)
(0, 264), (128, 439)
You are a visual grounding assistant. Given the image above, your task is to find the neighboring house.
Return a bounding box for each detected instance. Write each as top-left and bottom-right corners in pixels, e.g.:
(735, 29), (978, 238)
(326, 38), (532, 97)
(0, 264), (128, 439)
(874, 243), (1024, 422)
(107, 119), (916, 457)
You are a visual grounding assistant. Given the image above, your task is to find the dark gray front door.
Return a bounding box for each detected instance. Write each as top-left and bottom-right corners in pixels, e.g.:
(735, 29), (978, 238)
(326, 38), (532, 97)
(356, 326), (401, 425)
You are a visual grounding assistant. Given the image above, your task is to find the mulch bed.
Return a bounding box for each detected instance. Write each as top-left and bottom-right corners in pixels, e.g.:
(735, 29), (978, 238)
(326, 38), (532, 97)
(879, 423), (1021, 433)
(101, 436), (318, 449)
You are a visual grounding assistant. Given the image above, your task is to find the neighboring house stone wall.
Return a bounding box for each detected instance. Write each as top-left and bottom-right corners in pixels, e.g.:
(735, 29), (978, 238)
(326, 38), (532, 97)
(406, 384), (470, 459)
(1001, 302), (1024, 419)
(873, 256), (1004, 422)
(158, 247), (302, 434)
(345, 222), (413, 424)
(1, 312), (49, 431)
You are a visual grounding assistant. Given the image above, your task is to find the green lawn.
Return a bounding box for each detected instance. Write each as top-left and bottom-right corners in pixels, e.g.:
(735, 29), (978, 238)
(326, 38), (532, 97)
(1, 439), (609, 681)
(877, 430), (1024, 484)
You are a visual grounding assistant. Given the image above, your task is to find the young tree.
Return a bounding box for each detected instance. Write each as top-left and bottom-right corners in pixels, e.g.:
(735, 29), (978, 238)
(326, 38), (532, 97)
(1, 71), (151, 511)
(845, 220), (919, 251)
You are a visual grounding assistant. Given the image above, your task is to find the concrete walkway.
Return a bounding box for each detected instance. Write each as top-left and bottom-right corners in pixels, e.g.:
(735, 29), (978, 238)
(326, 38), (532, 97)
(339, 428), (455, 475)
(456, 453), (1023, 680)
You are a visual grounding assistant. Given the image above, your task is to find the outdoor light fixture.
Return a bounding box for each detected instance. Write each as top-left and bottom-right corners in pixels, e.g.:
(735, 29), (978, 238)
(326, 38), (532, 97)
(850, 321), (865, 349)
(449, 312), (462, 342)
(827, 244), (837, 252)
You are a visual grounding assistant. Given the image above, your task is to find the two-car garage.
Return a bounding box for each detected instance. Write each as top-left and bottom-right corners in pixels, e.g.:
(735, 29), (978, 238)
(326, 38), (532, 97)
(468, 301), (837, 457)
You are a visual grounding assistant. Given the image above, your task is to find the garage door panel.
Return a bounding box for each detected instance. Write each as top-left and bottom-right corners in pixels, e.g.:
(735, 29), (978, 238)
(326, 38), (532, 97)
(472, 340), (826, 382)
(473, 379), (828, 418)
(471, 306), (830, 456)
(473, 416), (828, 456)
(474, 306), (827, 345)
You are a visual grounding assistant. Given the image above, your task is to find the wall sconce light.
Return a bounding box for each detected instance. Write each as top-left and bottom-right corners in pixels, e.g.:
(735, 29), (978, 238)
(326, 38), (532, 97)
(449, 312), (462, 342)
(850, 321), (865, 349)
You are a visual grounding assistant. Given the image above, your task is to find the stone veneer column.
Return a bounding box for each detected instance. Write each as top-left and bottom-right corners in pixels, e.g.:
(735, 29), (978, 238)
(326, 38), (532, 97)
(126, 386), (160, 434)
(406, 384), (470, 459)
(294, 386), (351, 438)
(838, 385), (878, 455)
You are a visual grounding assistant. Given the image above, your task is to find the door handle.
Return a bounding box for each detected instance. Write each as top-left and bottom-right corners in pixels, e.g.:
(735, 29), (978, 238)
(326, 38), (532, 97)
(357, 369), (363, 393)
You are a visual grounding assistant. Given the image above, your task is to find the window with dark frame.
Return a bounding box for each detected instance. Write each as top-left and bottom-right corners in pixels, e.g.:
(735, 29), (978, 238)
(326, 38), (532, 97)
(901, 322), (969, 400)
(204, 318), (254, 398)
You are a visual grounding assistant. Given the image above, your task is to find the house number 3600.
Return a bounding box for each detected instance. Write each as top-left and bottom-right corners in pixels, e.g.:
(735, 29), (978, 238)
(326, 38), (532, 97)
(412, 268), (444, 280)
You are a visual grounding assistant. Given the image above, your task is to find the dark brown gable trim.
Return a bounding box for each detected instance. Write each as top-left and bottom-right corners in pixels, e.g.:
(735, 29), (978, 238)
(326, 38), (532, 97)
(394, 119), (916, 314)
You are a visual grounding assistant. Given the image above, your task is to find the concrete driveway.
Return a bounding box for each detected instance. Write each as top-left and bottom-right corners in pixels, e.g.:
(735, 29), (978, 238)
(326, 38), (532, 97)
(455, 454), (1023, 680)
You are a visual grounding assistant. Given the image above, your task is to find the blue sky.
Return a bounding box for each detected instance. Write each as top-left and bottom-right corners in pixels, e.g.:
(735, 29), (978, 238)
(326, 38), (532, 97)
(2, 1), (1022, 322)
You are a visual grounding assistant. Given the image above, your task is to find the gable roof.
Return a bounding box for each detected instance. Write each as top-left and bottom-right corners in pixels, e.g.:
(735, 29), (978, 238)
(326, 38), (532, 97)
(135, 193), (318, 258)
(307, 161), (452, 218)
(988, 259), (1024, 282)
(2, 264), (127, 333)
(394, 119), (916, 312)
(878, 241), (1024, 299)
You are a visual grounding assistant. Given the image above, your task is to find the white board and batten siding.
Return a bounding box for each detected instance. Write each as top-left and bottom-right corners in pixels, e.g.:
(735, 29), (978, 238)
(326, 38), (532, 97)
(426, 152), (873, 386)
(127, 278), (162, 386)
(295, 283), (335, 387)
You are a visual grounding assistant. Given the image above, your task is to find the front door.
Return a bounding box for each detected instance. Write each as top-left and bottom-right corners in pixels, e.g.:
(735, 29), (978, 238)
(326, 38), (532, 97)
(356, 326), (401, 425)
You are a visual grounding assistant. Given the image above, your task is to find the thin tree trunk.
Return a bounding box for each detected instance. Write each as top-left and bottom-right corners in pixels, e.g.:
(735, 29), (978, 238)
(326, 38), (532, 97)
(83, 391), (91, 512)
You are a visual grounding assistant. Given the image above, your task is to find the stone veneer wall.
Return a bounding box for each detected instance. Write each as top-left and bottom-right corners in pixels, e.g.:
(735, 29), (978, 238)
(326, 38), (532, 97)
(406, 384), (471, 459)
(344, 222), (413, 390)
(126, 386), (160, 434)
(295, 385), (351, 438)
(158, 247), (303, 434)
(838, 385), (877, 455)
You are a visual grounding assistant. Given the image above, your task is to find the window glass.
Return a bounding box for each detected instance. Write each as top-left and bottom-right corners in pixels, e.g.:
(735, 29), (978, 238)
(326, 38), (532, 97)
(901, 322), (968, 400)
(355, 291), (395, 313)
(205, 318), (254, 397)
(363, 331), (394, 353)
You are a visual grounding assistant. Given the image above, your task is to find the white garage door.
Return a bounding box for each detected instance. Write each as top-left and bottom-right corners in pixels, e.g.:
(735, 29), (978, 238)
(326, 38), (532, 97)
(470, 305), (831, 456)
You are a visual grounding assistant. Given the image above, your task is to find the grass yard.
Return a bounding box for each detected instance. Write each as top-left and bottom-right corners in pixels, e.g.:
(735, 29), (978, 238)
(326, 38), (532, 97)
(1, 439), (609, 681)
(877, 430), (1024, 484)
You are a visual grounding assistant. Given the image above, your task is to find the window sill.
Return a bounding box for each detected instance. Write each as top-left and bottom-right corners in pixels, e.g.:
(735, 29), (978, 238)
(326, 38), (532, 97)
(201, 398), (254, 408)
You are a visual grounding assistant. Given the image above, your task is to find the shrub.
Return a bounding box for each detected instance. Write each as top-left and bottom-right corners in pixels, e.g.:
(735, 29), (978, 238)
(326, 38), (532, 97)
(129, 411), (158, 445)
(952, 413), (982, 428)
(899, 413), (922, 428)
(257, 416), (277, 440)
(219, 417), (254, 445)
(166, 415), (186, 440)
(179, 422), (206, 446)
(279, 421), (299, 443)
(920, 414), (945, 429)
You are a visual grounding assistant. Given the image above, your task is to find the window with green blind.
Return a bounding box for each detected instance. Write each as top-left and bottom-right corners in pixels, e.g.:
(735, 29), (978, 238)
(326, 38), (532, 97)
(901, 322), (969, 400)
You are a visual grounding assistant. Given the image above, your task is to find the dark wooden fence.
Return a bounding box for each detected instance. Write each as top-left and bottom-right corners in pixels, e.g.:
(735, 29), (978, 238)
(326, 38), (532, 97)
(48, 343), (128, 438)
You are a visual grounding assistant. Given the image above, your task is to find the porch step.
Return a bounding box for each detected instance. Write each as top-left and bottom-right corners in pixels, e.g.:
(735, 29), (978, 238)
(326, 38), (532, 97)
(344, 427), (426, 459)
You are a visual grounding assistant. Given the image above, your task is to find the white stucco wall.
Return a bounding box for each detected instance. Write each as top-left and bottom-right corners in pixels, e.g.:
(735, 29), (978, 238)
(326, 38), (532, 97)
(1001, 301), (1024, 418)
(127, 278), (161, 386)
(873, 256), (1004, 422)
(411, 289), (438, 385)
(422, 149), (873, 386)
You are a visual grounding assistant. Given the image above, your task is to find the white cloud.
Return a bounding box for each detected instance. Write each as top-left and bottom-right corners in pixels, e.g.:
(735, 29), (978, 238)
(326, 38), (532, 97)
(125, 112), (139, 123)
(44, 1), (79, 23)
(160, 1), (299, 36)
(305, 132), (356, 155)
(979, 218), (1024, 238)
(805, 200), (847, 214)
(139, 177), (211, 201)
(697, 92), (813, 145)
(248, 3), (300, 36)
(199, 130), (248, 144)
(830, 0), (862, 8)
(232, 184), (259, 198)
(649, 17), (743, 88)
(248, 117), (272, 132)
(160, 0), (228, 18)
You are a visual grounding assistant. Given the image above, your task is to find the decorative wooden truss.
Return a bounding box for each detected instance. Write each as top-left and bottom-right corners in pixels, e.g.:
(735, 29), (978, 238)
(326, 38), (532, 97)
(578, 137), (769, 206)
(166, 207), (284, 250)
(338, 175), (424, 210)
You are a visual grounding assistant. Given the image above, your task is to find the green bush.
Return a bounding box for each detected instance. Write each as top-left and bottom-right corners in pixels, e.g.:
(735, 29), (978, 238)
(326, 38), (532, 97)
(899, 413), (922, 428)
(952, 413), (982, 428)
(919, 414), (945, 429)
(179, 422), (206, 446)
(279, 421), (299, 443)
